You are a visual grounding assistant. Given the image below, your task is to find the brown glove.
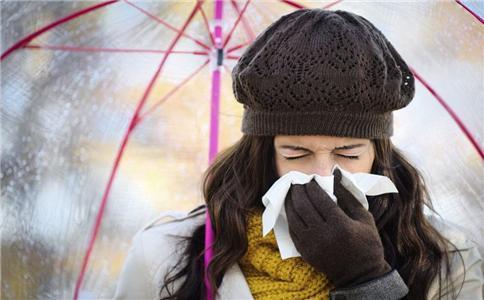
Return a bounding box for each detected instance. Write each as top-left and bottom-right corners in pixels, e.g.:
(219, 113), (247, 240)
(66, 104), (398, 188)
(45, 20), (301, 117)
(284, 168), (392, 288)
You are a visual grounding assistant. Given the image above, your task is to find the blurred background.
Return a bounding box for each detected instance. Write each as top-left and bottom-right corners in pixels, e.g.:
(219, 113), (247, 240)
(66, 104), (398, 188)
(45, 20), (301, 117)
(1, 1), (483, 299)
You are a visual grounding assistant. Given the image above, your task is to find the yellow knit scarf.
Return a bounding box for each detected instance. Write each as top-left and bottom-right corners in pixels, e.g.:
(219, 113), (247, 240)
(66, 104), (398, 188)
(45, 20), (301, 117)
(239, 211), (334, 299)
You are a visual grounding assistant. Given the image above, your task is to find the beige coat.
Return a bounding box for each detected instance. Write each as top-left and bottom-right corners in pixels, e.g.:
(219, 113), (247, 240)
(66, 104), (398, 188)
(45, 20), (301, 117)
(113, 210), (483, 299)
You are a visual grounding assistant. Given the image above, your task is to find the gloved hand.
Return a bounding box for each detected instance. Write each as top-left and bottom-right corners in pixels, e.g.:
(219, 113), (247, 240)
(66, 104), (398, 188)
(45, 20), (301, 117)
(284, 168), (392, 288)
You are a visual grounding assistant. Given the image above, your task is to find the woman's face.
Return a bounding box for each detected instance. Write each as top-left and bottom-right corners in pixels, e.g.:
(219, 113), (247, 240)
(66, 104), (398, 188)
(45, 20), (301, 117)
(274, 135), (375, 177)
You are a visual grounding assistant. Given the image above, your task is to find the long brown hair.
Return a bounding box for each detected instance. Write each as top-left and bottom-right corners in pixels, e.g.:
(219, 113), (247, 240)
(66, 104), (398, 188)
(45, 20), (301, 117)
(159, 135), (464, 299)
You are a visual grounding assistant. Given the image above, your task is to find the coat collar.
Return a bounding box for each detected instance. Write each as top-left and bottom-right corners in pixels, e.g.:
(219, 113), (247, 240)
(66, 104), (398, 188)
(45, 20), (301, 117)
(217, 263), (254, 299)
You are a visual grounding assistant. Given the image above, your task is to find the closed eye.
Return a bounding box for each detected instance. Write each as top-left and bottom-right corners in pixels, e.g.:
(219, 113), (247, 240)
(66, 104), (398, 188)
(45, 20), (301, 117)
(284, 154), (360, 160)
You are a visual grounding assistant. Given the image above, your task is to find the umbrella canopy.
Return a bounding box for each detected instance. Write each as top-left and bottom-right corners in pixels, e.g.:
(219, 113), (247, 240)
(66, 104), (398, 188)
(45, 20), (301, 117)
(1, 1), (482, 299)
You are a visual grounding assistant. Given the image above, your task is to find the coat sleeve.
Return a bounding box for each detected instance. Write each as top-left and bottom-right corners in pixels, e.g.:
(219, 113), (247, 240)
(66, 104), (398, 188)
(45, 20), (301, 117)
(426, 214), (484, 300)
(427, 239), (483, 300)
(112, 210), (203, 300)
(453, 243), (483, 300)
(328, 269), (409, 300)
(112, 230), (156, 300)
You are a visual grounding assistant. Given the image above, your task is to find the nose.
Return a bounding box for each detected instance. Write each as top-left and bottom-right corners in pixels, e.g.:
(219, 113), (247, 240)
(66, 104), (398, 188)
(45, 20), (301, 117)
(310, 157), (335, 176)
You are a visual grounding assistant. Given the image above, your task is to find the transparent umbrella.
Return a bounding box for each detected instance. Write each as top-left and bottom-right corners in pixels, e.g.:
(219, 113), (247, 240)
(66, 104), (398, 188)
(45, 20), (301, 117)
(1, 1), (482, 299)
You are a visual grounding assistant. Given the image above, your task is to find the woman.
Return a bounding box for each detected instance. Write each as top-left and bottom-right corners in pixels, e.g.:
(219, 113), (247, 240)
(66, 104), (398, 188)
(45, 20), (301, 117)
(114, 8), (483, 300)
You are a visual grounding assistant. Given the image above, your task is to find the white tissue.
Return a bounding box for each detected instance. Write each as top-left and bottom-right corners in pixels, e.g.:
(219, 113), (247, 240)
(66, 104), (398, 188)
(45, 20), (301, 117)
(261, 164), (399, 259)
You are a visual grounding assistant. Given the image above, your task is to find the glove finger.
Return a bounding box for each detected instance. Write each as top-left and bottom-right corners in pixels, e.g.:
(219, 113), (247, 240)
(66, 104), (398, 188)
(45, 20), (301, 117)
(289, 183), (324, 228)
(286, 212), (303, 245)
(285, 192), (312, 251)
(284, 186), (309, 231)
(304, 179), (348, 223)
(333, 169), (373, 223)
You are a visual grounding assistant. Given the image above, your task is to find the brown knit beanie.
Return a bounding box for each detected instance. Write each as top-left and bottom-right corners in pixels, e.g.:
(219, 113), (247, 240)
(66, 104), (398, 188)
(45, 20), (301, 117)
(231, 8), (415, 138)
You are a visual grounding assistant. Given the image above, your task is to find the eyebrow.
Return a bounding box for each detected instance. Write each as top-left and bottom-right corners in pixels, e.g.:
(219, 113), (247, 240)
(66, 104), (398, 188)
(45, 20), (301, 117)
(278, 143), (366, 151)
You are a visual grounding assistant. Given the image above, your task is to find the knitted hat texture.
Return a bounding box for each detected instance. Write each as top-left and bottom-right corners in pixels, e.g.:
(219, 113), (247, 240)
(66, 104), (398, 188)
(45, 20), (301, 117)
(231, 8), (415, 138)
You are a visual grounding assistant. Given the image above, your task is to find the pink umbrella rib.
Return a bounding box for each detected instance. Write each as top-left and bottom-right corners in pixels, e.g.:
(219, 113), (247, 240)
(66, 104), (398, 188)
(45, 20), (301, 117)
(279, 0), (305, 9)
(280, 0), (342, 9)
(138, 58), (210, 121)
(227, 41), (252, 54)
(455, 0), (484, 24)
(222, 0), (252, 48)
(124, 0), (211, 51)
(323, 0), (344, 9)
(200, 4), (217, 48)
(72, 2), (204, 299)
(25, 44), (209, 56)
(411, 68), (484, 159)
(230, 0), (256, 41)
(226, 0), (305, 55)
(0, 0), (119, 61)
